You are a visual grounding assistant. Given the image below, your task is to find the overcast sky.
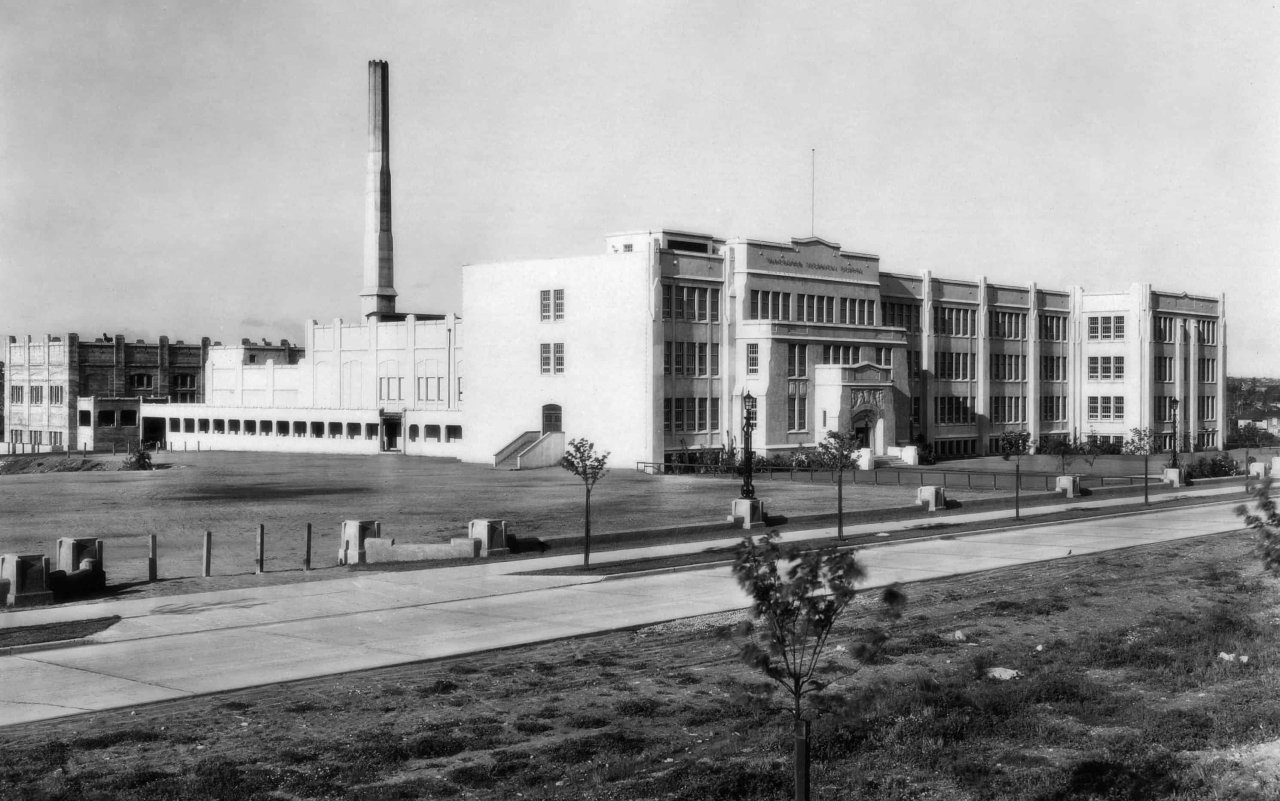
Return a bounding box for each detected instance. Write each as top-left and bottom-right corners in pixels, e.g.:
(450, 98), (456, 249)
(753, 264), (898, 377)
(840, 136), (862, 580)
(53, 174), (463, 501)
(2, 1), (1277, 375)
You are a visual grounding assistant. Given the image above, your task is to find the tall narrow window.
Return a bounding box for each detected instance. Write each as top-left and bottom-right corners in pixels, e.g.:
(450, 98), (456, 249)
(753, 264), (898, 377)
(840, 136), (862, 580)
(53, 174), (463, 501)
(553, 289), (565, 320)
(540, 290), (551, 321)
(746, 343), (759, 375)
(553, 343), (565, 374)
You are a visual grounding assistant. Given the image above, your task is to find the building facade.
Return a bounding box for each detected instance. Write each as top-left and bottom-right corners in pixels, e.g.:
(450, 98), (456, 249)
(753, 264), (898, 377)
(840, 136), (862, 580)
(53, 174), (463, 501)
(4, 334), (212, 453)
(462, 229), (1227, 467)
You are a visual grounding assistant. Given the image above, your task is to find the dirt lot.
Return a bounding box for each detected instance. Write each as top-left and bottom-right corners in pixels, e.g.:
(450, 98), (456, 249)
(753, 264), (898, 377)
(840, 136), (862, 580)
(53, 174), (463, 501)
(0, 451), (1008, 585)
(2, 530), (1278, 800)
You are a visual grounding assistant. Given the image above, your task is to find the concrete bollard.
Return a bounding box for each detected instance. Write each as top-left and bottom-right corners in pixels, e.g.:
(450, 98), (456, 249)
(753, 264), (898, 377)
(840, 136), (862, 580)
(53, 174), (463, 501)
(917, 485), (945, 512)
(304, 523), (312, 571)
(1055, 475), (1080, 498)
(202, 530), (212, 577)
(148, 534), (157, 581)
(256, 524), (265, 574)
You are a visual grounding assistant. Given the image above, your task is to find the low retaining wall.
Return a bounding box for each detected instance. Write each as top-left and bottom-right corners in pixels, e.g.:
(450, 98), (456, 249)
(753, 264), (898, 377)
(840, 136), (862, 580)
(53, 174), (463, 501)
(364, 537), (479, 562)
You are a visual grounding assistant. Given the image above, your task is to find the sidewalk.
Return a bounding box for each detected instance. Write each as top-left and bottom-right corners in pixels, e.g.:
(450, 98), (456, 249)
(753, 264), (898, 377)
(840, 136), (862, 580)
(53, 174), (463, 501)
(0, 484), (1254, 727)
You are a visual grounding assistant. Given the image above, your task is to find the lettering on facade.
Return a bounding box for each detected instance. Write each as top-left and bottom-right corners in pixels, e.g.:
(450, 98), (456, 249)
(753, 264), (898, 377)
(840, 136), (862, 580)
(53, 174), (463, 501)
(764, 255), (867, 276)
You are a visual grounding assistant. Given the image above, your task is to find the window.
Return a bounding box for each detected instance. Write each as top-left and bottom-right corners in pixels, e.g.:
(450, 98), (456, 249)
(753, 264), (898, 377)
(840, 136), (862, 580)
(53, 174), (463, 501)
(1039, 314), (1067, 341)
(934, 351), (975, 381)
(1155, 357), (1174, 383)
(988, 311), (1027, 340)
(1040, 356), (1067, 382)
(540, 290), (551, 321)
(710, 344), (720, 376)
(9, 386), (22, 404)
(933, 306), (977, 337)
(79, 410), (91, 426)
(787, 344), (807, 378)
(130, 374), (154, 390)
(50, 432), (62, 449)
(746, 343), (759, 375)
(1087, 396), (1125, 421)
(821, 345), (858, 365)
(874, 347), (891, 367)
(796, 294), (836, 323)
(30, 430), (42, 446)
(98, 410), (116, 427)
(1040, 395), (1066, 422)
(1087, 315), (1125, 341)
(1197, 358), (1217, 383)
(540, 289), (565, 321)
(990, 354), (1026, 382)
(172, 373), (197, 403)
(378, 377), (403, 401)
(1200, 395), (1217, 421)
(553, 343), (564, 374)
(882, 301), (921, 331)
(748, 290), (792, 321)
(933, 396), (976, 425)
(553, 289), (564, 320)
(787, 381), (808, 431)
(1196, 319), (1216, 344)
(1156, 396), (1177, 423)
(121, 409), (138, 426)
(1155, 316), (1176, 343)
(418, 375), (443, 402)
(989, 396), (1026, 424)
(30, 386), (43, 405)
(841, 298), (876, 326)
(9, 429), (20, 444)
(1087, 356), (1125, 381)
(540, 343), (552, 374)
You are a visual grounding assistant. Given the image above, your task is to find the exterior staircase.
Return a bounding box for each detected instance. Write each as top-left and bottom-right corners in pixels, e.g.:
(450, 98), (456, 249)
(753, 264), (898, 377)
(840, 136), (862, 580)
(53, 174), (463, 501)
(873, 455), (907, 469)
(493, 431), (540, 469)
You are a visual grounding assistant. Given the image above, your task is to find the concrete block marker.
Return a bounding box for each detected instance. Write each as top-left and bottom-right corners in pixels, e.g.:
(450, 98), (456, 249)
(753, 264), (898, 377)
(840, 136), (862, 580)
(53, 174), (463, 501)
(51, 538), (105, 596)
(917, 485), (945, 512)
(0, 554), (54, 607)
(338, 520), (378, 566)
(469, 519), (509, 557)
(1162, 468), (1185, 488)
(1055, 475), (1080, 498)
(729, 498), (766, 529)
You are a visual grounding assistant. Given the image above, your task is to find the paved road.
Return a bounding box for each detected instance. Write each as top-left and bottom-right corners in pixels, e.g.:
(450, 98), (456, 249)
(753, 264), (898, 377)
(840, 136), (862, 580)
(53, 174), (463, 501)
(0, 486), (1255, 727)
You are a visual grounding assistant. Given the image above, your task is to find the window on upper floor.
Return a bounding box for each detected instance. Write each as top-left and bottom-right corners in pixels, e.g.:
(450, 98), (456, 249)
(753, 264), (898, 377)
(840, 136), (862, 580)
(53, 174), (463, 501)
(746, 343), (759, 375)
(1087, 315), (1125, 341)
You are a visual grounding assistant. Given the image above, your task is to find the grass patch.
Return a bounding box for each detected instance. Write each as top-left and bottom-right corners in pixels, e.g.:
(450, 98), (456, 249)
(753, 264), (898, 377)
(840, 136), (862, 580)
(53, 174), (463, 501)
(0, 615), (120, 649)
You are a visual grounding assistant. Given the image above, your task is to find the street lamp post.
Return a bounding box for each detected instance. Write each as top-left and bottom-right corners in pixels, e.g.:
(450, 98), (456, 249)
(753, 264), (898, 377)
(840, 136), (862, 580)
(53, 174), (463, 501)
(741, 391), (756, 500)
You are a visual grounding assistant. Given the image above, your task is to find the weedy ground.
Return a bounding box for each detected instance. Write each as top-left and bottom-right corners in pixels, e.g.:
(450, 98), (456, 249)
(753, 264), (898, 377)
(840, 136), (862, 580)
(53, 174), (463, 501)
(3, 530), (1279, 800)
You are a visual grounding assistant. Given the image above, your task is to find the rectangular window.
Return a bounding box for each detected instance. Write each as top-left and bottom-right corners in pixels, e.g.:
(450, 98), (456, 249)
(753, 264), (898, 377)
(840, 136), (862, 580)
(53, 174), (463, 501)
(1155, 357), (1174, 383)
(710, 397), (720, 433)
(1088, 317), (1099, 339)
(787, 383), (808, 431)
(746, 343), (759, 375)
(130, 374), (154, 390)
(1197, 358), (1217, 383)
(553, 343), (565, 374)
(663, 341), (673, 375)
(696, 397), (708, 432)
(31, 430), (42, 446)
(663, 398), (672, 432)
(1039, 314), (1067, 341)
(1155, 316), (1175, 342)
(30, 386), (43, 405)
(1040, 395), (1066, 422)
(540, 343), (552, 374)
(787, 344), (808, 378)
(673, 343), (684, 375)
(697, 343), (708, 376)
(10, 386), (22, 404)
(710, 344), (720, 376)
(1196, 319), (1216, 344)
(540, 290), (551, 321)
(51, 386), (64, 405)
(553, 289), (565, 320)
(662, 284), (673, 319)
(710, 288), (721, 323)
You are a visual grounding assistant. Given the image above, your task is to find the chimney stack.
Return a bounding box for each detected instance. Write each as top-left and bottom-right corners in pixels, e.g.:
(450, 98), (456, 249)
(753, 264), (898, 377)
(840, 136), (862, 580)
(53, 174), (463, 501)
(361, 60), (397, 318)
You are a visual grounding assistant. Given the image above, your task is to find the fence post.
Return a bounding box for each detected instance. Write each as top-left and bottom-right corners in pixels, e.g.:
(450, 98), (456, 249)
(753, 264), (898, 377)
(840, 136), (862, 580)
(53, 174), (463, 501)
(256, 524), (265, 574)
(202, 531), (212, 577)
(304, 523), (312, 572)
(148, 534), (157, 582)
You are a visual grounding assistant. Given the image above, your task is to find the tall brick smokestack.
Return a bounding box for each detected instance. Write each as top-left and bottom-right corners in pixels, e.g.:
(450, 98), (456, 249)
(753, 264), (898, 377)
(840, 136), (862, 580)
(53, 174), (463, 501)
(361, 60), (396, 318)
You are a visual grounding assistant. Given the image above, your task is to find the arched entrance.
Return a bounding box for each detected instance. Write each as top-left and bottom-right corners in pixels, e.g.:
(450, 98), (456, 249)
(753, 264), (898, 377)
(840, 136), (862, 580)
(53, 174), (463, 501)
(541, 404), (562, 434)
(851, 409), (877, 452)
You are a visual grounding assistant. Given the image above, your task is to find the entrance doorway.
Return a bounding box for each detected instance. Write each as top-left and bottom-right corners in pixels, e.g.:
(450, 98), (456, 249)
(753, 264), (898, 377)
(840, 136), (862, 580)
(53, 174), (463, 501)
(542, 404), (562, 434)
(381, 415), (402, 451)
(141, 417), (166, 451)
(851, 410), (877, 453)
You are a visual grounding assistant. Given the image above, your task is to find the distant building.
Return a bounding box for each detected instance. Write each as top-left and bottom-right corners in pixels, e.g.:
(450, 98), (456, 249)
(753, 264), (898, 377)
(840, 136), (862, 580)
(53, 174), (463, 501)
(4, 334), (213, 452)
